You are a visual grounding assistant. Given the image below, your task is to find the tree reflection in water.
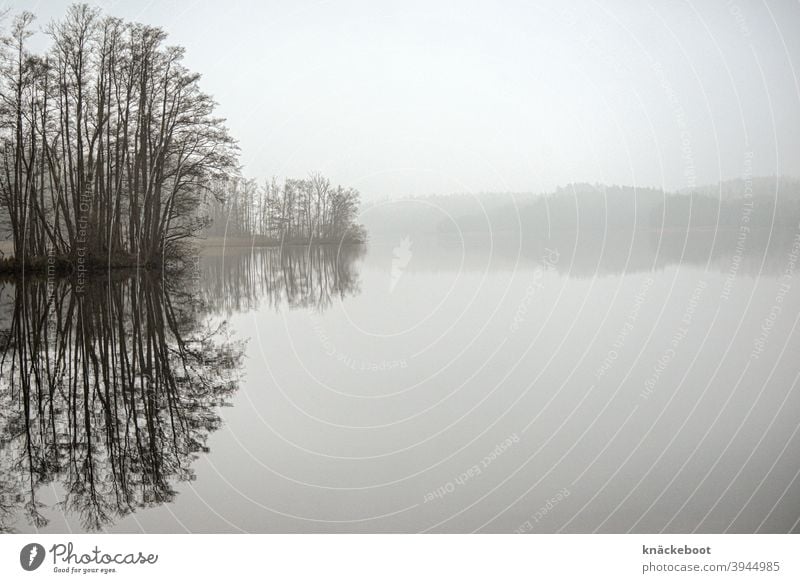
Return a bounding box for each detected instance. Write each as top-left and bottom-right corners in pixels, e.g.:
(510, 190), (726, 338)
(0, 272), (244, 532)
(0, 244), (365, 532)
(201, 244), (365, 314)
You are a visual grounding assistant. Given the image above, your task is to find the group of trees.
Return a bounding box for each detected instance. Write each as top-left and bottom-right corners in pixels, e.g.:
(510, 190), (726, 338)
(0, 4), (236, 268)
(207, 173), (366, 244)
(0, 4), (367, 272)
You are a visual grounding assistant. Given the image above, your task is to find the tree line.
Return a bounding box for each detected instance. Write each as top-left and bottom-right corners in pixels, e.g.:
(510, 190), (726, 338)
(0, 4), (367, 272)
(0, 4), (237, 270)
(207, 173), (367, 244)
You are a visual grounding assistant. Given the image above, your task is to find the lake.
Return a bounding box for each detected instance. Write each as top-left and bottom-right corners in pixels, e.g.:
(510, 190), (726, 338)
(2, 228), (800, 533)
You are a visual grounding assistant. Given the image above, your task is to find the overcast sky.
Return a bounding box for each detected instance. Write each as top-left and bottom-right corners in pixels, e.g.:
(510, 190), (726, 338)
(11, 0), (800, 200)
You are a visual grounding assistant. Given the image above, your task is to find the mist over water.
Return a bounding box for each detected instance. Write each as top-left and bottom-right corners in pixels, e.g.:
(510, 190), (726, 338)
(0, 0), (799, 539)
(3, 216), (799, 532)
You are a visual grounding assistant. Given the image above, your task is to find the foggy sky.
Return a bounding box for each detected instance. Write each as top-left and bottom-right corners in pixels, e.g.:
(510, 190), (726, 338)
(12, 0), (800, 200)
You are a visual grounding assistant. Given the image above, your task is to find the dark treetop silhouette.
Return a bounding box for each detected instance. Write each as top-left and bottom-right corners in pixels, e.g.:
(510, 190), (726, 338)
(0, 5), (237, 271)
(0, 4), (367, 274)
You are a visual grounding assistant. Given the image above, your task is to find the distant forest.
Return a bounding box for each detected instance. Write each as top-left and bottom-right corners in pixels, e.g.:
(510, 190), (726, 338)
(361, 177), (800, 238)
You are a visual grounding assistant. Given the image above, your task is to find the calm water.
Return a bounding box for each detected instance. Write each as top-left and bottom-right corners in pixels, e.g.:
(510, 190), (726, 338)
(2, 228), (800, 533)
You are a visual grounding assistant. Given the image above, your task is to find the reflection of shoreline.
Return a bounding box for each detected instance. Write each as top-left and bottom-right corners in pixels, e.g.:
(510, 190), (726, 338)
(0, 273), (244, 532)
(365, 226), (800, 278)
(201, 244), (365, 314)
(200, 237), (363, 248)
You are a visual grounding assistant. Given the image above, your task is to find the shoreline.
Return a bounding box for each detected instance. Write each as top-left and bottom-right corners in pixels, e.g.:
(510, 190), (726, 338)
(0, 239), (367, 277)
(0, 254), (159, 276)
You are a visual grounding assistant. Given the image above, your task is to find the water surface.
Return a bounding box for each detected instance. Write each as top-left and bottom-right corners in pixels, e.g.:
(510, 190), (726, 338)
(2, 229), (800, 533)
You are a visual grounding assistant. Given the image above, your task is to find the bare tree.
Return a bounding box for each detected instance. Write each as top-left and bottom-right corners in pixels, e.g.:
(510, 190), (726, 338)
(206, 173), (366, 244)
(0, 4), (237, 271)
